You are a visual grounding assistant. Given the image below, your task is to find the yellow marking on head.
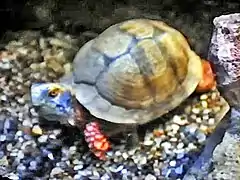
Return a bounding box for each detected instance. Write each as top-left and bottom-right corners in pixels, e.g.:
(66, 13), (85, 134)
(47, 84), (66, 97)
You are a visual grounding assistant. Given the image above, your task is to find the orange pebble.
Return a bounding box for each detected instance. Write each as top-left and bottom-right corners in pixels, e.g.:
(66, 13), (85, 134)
(153, 129), (164, 137)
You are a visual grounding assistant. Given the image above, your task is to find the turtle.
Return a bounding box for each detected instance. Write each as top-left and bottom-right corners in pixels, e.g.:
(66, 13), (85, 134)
(30, 19), (217, 160)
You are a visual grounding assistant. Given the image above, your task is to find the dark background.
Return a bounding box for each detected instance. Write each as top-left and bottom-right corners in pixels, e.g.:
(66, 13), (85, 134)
(0, 0), (240, 57)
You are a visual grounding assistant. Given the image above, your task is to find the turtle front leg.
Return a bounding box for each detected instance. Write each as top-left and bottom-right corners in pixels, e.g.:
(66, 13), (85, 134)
(73, 101), (111, 160)
(196, 59), (216, 92)
(84, 121), (111, 160)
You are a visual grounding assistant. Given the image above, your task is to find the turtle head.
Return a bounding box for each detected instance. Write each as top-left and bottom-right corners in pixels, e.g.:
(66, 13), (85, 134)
(30, 83), (74, 124)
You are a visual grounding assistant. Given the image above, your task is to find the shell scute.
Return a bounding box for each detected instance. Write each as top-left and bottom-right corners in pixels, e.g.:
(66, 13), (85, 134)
(119, 19), (154, 39)
(92, 25), (133, 58)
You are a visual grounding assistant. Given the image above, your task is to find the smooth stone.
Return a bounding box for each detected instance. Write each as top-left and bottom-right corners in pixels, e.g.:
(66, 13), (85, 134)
(145, 174), (157, 180)
(50, 167), (64, 176)
(0, 135), (6, 142)
(29, 161), (38, 171)
(38, 135), (48, 143)
(0, 151), (4, 158)
(175, 165), (184, 175)
(32, 125), (43, 135)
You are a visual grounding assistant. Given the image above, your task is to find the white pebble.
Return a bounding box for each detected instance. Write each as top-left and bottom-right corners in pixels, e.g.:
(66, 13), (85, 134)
(144, 140), (154, 146)
(145, 174), (156, 180)
(200, 125), (208, 132)
(200, 94), (208, 100)
(196, 117), (202, 123)
(169, 160), (176, 167)
(17, 151), (24, 160)
(50, 167), (63, 176)
(72, 159), (80, 165)
(15, 131), (23, 137)
(49, 134), (56, 139)
(188, 143), (197, 150)
(48, 153), (54, 160)
(211, 92), (218, 99)
(18, 137), (24, 143)
(173, 115), (189, 126)
(22, 119), (32, 127)
(203, 108), (211, 114)
(161, 142), (172, 149)
(208, 118), (215, 125)
(122, 152), (129, 160)
(201, 101), (208, 108)
(177, 142), (184, 149)
(6, 143), (13, 151)
(0, 95), (7, 101)
(73, 164), (84, 171)
(190, 114), (197, 120)
(38, 135), (48, 143)
(202, 115), (209, 120)
(171, 124), (180, 132)
(169, 137), (178, 142)
(192, 108), (200, 114)
(74, 174), (82, 180)
(69, 146), (77, 153)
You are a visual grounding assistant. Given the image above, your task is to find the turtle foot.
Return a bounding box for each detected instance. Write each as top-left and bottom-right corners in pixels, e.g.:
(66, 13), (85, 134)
(84, 122), (111, 160)
(196, 59), (216, 93)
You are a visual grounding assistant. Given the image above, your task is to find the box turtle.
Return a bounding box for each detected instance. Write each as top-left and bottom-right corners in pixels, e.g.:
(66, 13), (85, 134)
(30, 19), (216, 159)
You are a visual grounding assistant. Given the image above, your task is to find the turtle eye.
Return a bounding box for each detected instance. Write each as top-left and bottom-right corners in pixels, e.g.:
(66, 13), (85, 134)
(48, 88), (61, 97)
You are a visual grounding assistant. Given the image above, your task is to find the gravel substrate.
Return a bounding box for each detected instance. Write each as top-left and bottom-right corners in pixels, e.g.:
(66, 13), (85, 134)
(0, 25), (229, 180)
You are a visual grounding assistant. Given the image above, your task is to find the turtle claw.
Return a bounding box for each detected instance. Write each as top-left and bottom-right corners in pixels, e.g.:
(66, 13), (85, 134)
(84, 122), (111, 160)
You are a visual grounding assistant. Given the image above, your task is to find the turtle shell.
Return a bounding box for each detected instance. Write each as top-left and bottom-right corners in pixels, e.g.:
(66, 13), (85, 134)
(71, 19), (203, 125)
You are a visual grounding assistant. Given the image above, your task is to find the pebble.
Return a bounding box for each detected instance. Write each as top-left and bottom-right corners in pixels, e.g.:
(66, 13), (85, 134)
(192, 108), (200, 114)
(73, 164), (84, 171)
(38, 135), (48, 143)
(208, 118), (215, 125)
(200, 94), (208, 100)
(145, 174), (157, 180)
(0, 135), (6, 141)
(172, 115), (188, 125)
(144, 140), (154, 146)
(171, 124), (180, 132)
(73, 174), (82, 180)
(175, 165), (183, 175)
(22, 120), (32, 127)
(196, 117), (202, 123)
(177, 142), (184, 149)
(169, 160), (176, 167)
(203, 108), (212, 114)
(50, 167), (64, 176)
(32, 125), (43, 135)
(161, 142), (172, 150)
(201, 101), (208, 108)
(69, 146), (77, 153)
(0, 95), (7, 101)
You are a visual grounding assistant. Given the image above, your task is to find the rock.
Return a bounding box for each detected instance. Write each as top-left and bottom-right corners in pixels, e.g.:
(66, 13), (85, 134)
(207, 132), (240, 179)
